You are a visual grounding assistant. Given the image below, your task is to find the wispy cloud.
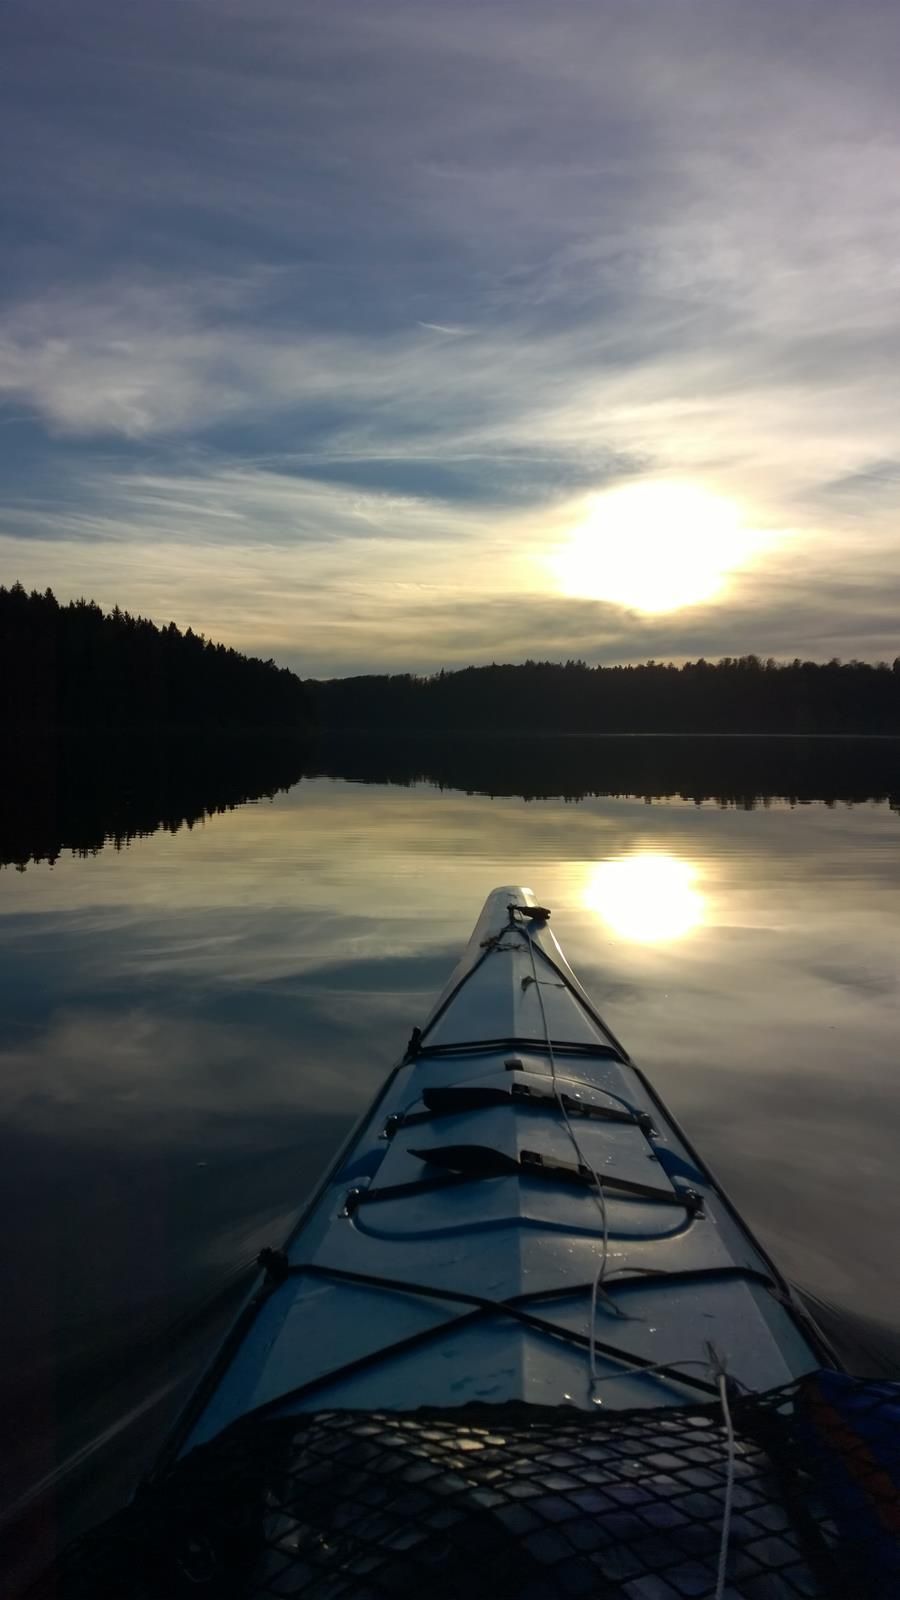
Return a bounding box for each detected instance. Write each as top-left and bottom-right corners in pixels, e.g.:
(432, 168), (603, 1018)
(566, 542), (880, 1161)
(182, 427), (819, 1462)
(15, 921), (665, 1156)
(417, 322), (469, 337)
(3, 455), (898, 675)
(2, 0), (900, 666)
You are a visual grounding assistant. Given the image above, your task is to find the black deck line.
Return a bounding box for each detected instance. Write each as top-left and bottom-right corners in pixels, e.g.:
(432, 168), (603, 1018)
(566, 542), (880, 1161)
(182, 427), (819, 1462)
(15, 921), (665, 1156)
(300, 1258), (781, 1310)
(414, 1037), (625, 1060)
(225, 1262), (720, 1417)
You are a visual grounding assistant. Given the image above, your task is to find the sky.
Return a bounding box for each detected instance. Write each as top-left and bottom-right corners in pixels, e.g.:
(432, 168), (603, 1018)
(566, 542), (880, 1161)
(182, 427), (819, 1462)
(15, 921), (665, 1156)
(2, 0), (900, 676)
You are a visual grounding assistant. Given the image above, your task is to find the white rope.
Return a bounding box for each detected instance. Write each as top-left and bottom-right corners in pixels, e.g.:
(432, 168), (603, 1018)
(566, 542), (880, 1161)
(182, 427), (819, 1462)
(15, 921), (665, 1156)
(518, 912), (615, 1366)
(514, 907), (737, 1598)
(587, 1355), (738, 1597)
(714, 1369), (736, 1600)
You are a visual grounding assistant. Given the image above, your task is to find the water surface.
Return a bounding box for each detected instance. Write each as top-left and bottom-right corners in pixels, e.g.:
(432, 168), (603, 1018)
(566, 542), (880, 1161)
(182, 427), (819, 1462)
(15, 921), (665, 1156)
(2, 743), (899, 1582)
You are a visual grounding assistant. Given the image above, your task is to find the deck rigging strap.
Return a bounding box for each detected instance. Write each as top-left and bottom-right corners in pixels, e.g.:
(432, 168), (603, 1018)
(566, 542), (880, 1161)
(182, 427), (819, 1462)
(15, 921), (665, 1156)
(407, 1140), (702, 1210)
(251, 1257), (721, 1400)
(382, 1081), (655, 1134)
(412, 1037), (625, 1059)
(342, 1147), (701, 1213)
(259, 1250), (779, 1303)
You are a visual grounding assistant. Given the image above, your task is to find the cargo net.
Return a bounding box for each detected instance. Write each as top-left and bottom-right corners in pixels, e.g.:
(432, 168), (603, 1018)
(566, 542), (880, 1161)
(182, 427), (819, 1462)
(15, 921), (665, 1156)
(36, 1372), (900, 1600)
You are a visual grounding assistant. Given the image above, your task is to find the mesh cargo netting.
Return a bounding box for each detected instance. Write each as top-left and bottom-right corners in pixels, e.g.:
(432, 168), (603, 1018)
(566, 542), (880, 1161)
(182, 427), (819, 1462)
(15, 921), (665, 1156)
(34, 1371), (900, 1600)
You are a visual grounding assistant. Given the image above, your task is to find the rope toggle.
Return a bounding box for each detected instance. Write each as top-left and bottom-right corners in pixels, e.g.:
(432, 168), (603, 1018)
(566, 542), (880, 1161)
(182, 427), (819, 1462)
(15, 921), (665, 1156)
(257, 1247), (291, 1285)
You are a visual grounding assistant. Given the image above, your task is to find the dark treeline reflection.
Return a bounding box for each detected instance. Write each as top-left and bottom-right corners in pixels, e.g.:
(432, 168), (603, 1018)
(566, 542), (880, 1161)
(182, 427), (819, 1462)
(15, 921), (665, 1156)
(311, 656), (900, 735)
(5, 732), (899, 871)
(1, 733), (310, 870)
(310, 733), (900, 809)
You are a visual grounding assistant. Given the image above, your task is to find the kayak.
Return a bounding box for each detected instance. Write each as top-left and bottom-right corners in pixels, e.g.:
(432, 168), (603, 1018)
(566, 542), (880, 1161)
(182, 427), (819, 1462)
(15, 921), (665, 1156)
(163, 885), (832, 1457)
(42, 889), (900, 1600)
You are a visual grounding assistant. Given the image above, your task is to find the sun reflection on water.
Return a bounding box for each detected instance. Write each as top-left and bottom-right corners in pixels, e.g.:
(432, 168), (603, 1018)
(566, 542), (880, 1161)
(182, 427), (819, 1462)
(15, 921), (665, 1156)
(582, 853), (705, 943)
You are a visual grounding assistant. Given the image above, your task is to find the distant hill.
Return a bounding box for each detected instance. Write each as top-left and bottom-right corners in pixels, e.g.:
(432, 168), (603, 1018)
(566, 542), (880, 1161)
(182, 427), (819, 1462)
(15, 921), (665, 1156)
(309, 656), (900, 736)
(1, 584), (311, 734)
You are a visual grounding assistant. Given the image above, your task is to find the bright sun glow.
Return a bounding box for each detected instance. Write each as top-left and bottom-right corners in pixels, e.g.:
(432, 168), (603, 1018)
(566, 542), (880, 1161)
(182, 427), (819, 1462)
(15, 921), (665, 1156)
(551, 481), (760, 613)
(583, 854), (705, 943)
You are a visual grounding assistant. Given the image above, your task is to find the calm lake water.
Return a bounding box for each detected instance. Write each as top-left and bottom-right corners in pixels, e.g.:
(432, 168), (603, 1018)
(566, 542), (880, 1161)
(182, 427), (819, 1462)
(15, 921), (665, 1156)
(2, 740), (899, 1584)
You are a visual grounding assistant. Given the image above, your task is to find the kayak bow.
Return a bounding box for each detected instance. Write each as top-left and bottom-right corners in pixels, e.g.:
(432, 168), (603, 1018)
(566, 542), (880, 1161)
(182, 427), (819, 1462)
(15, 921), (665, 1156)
(46, 893), (900, 1600)
(165, 886), (832, 1462)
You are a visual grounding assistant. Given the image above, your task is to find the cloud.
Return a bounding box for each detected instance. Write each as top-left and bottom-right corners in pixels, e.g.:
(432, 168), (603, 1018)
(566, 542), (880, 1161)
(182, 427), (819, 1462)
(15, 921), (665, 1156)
(3, 459), (899, 673)
(3, 0), (900, 666)
(417, 322), (469, 337)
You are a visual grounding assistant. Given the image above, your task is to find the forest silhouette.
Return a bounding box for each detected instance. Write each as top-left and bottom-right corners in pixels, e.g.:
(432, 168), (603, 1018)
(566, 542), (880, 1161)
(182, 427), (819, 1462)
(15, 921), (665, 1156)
(1, 585), (312, 869)
(5, 583), (900, 738)
(311, 656), (900, 736)
(1, 584), (310, 732)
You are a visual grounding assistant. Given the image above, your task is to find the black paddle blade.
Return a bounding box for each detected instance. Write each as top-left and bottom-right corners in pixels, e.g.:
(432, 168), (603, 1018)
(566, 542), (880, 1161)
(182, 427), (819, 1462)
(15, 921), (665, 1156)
(408, 1144), (520, 1178)
(421, 1086), (510, 1114)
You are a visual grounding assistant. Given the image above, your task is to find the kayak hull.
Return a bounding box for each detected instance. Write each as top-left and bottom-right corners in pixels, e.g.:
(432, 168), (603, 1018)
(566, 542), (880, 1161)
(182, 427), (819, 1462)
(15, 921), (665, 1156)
(170, 887), (831, 1460)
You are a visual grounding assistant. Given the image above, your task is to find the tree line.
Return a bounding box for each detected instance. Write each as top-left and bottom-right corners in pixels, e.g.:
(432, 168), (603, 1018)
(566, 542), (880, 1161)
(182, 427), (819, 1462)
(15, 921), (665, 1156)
(310, 656), (900, 735)
(5, 583), (899, 736)
(1, 584), (311, 732)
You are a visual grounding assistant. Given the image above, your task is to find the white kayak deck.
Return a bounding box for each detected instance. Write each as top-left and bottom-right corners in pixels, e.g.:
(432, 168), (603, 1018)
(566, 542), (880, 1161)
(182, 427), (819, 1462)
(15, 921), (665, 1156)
(180, 887), (826, 1455)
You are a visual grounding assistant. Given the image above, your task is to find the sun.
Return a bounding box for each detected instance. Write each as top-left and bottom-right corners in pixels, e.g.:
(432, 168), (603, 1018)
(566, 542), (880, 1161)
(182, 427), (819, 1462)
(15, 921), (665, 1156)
(582, 854), (705, 943)
(550, 481), (758, 613)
